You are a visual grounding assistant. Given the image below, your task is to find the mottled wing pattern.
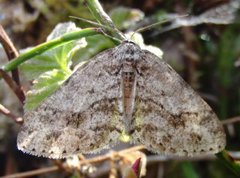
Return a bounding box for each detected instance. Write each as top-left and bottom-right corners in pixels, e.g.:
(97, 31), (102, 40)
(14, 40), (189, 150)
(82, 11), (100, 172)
(133, 49), (226, 156)
(17, 47), (124, 158)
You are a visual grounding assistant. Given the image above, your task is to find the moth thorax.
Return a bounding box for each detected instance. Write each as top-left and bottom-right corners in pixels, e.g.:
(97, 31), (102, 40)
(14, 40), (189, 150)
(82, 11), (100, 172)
(122, 58), (136, 71)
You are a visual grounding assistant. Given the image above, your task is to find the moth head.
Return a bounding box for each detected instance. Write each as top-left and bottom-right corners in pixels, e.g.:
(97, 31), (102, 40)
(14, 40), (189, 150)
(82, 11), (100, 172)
(116, 41), (142, 63)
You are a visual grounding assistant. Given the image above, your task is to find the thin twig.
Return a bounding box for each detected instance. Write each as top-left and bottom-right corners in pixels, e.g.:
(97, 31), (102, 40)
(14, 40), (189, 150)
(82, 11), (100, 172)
(2, 144), (240, 178)
(109, 156), (117, 178)
(222, 116), (240, 125)
(0, 69), (25, 103)
(85, 150), (240, 177)
(0, 166), (59, 178)
(78, 145), (145, 166)
(120, 145), (145, 154)
(0, 24), (20, 85)
(0, 146), (145, 178)
(91, 145), (145, 165)
(0, 104), (23, 124)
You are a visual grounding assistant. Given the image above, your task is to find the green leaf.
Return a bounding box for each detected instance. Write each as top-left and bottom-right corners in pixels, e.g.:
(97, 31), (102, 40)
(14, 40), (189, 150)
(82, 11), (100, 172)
(24, 69), (70, 110)
(20, 22), (87, 80)
(110, 7), (144, 30)
(72, 34), (115, 65)
(22, 22), (88, 111)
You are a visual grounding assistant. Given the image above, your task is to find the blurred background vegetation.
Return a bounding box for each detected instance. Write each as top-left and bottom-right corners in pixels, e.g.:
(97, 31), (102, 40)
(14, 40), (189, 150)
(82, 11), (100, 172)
(0, 0), (240, 177)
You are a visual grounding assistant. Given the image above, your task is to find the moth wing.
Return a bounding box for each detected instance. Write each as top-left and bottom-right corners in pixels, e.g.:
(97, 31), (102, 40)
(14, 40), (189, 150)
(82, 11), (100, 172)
(133, 50), (226, 156)
(17, 47), (124, 158)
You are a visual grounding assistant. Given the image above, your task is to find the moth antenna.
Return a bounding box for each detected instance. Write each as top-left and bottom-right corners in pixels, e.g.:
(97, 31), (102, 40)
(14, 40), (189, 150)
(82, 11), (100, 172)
(69, 16), (107, 29)
(69, 16), (122, 43)
(130, 14), (188, 39)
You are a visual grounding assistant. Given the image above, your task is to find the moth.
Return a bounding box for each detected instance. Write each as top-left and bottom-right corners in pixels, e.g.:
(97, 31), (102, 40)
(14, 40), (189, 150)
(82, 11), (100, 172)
(17, 41), (226, 158)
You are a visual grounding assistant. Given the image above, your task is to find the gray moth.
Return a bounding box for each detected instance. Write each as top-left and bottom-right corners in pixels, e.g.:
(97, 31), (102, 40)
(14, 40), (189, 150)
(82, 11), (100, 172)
(17, 41), (226, 159)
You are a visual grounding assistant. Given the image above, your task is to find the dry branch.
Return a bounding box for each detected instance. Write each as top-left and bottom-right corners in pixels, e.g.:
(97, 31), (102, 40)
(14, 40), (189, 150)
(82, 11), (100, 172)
(0, 69), (25, 104)
(222, 116), (240, 125)
(0, 104), (23, 124)
(0, 24), (20, 85)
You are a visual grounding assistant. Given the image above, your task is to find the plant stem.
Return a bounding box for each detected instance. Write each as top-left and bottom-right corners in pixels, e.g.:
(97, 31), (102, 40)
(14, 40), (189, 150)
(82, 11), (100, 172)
(83, 0), (126, 41)
(1, 28), (100, 72)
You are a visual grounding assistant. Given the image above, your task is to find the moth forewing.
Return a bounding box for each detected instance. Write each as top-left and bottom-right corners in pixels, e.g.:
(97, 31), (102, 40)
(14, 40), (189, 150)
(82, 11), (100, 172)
(17, 41), (226, 158)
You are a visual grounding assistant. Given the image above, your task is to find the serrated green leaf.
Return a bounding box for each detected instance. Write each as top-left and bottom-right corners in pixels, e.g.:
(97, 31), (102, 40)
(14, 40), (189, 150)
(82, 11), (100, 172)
(21, 22), (87, 111)
(20, 22), (86, 80)
(24, 69), (71, 111)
